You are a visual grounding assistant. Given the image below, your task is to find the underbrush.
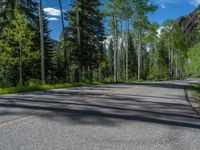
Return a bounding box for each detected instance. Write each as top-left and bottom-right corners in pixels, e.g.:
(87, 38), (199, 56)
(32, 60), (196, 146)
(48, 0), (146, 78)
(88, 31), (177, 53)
(187, 84), (200, 103)
(0, 82), (99, 94)
(187, 84), (200, 108)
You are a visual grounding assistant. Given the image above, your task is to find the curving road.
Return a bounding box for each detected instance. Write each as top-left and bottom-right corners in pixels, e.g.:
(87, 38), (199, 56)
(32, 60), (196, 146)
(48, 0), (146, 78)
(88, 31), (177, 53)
(0, 79), (200, 150)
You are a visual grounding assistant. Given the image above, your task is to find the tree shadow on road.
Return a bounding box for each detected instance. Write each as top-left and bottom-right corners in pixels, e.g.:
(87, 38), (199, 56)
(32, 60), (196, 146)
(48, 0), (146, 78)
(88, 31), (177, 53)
(0, 82), (200, 129)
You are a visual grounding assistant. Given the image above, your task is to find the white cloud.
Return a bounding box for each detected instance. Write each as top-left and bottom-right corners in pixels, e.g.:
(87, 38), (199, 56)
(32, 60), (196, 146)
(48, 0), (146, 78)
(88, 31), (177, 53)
(152, 0), (200, 7)
(157, 26), (163, 37)
(151, 0), (180, 8)
(44, 7), (61, 16)
(47, 17), (59, 21)
(190, 0), (200, 6)
(160, 3), (166, 9)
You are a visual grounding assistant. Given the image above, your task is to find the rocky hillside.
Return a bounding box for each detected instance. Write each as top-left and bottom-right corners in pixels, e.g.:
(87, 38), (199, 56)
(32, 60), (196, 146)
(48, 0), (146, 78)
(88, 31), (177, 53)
(178, 6), (200, 47)
(178, 6), (200, 32)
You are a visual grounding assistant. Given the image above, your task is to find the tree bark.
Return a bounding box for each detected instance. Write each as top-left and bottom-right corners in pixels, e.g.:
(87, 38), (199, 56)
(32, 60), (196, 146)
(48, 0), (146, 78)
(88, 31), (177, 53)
(126, 19), (129, 82)
(113, 14), (118, 82)
(171, 38), (174, 78)
(76, 0), (82, 81)
(175, 53), (178, 78)
(38, 0), (45, 84)
(168, 46), (171, 78)
(19, 41), (22, 86)
(137, 28), (141, 80)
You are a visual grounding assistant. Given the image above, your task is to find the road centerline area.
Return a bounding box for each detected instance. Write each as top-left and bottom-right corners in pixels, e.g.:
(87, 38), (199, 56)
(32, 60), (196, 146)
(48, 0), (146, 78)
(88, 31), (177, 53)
(0, 115), (33, 128)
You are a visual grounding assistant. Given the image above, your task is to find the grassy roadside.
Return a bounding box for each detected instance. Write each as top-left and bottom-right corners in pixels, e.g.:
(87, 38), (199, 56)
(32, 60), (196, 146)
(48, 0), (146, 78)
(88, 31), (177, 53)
(0, 80), (149, 95)
(0, 79), (191, 95)
(0, 82), (100, 95)
(187, 84), (200, 107)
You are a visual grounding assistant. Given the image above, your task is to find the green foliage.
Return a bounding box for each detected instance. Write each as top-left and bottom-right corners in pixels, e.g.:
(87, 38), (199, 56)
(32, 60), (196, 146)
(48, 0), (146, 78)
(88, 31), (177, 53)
(0, 0), (200, 92)
(43, 14), (56, 81)
(0, 5), (37, 86)
(187, 9), (200, 77)
(0, 82), (99, 95)
(187, 84), (200, 102)
(66, 0), (105, 81)
(154, 20), (188, 79)
(128, 34), (137, 79)
(185, 43), (200, 77)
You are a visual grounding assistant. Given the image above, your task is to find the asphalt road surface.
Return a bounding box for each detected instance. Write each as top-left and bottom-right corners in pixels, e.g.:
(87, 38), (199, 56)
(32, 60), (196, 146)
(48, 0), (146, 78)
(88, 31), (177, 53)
(0, 79), (200, 150)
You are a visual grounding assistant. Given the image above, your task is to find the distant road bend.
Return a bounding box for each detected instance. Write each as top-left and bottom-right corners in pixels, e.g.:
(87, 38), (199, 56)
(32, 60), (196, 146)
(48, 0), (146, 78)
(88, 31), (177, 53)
(0, 79), (200, 150)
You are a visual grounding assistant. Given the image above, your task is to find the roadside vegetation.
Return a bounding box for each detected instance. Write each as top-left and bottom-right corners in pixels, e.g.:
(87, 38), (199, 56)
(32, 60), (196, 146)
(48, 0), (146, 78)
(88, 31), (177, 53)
(187, 84), (200, 103)
(0, 82), (99, 94)
(0, 0), (200, 94)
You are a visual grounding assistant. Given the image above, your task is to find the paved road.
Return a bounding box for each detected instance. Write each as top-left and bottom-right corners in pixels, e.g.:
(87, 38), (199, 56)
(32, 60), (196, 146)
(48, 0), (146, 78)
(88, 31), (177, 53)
(0, 79), (200, 150)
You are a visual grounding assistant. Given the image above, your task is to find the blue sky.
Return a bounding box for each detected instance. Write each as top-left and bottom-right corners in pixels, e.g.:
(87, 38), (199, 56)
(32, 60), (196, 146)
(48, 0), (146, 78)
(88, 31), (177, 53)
(42, 0), (200, 40)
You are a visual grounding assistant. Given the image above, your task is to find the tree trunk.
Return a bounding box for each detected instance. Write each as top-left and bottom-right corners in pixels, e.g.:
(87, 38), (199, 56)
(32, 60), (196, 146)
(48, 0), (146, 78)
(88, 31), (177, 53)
(76, 0), (82, 81)
(98, 67), (101, 82)
(126, 19), (129, 82)
(19, 43), (22, 86)
(168, 46), (171, 78)
(113, 14), (118, 82)
(137, 28), (141, 80)
(175, 53), (178, 78)
(39, 0), (45, 84)
(120, 17), (124, 81)
(171, 39), (174, 78)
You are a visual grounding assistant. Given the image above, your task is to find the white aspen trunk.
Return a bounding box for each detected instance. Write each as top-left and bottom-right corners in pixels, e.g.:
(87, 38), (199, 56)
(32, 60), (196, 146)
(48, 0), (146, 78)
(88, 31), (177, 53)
(168, 46), (171, 78)
(171, 49), (174, 78)
(175, 53), (178, 78)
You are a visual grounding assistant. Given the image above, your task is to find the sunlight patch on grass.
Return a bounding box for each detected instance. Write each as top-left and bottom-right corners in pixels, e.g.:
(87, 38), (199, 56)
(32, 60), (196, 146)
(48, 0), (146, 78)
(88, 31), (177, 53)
(0, 82), (99, 94)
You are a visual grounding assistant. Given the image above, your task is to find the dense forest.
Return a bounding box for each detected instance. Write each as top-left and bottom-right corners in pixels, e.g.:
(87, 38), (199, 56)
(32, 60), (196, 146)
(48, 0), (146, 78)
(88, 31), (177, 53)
(0, 0), (200, 88)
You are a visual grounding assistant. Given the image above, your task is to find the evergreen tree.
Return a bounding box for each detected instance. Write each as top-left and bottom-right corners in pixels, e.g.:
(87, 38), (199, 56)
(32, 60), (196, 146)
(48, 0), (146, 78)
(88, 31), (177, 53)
(43, 15), (55, 82)
(0, 0), (38, 29)
(66, 0), (105, 81)
(128, 34), (138, 79)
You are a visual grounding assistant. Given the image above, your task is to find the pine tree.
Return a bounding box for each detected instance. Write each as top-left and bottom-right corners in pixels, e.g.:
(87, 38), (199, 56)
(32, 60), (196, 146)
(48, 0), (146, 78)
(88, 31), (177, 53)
(43, 15), (55, 82)
(66, 0), (105, 81)
(128, 34), (138, 79)
(0, 0), (38, 28)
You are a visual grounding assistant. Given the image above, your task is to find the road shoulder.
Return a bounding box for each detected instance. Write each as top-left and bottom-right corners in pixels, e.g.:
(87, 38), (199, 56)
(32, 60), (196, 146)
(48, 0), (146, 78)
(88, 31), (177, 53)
(185, 89), (200, 115)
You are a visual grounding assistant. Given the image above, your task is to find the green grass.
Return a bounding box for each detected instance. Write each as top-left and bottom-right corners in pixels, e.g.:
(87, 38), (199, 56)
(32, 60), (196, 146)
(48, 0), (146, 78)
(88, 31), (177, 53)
(0, 82), (99, 95)
(0, 78), (192, 95)
(187, 84), (200, 101)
